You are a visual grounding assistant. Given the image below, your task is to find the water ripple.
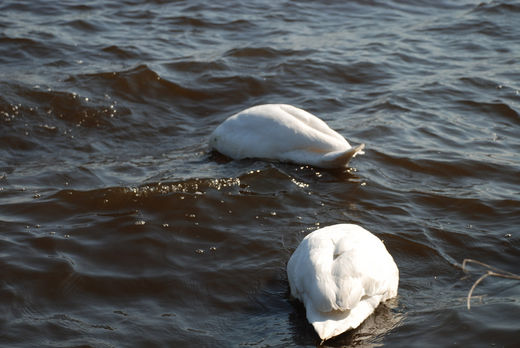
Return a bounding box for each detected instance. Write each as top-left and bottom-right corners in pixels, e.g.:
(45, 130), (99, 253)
(1, 0), (520, 346)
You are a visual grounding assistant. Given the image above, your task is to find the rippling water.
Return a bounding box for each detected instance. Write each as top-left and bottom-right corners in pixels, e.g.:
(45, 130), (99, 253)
(1, 0), (519, 346)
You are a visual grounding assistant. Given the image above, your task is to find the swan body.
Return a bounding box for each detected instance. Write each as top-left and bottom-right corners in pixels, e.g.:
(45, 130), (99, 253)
(209, 104), (364, 168)
(287, 224), (399, 341)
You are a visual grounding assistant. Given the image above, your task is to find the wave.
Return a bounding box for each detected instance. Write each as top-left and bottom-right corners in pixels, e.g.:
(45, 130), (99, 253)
(67, 65), (211, 103)
(0, 35), (58, 62)
(164, 59), (228, 75)
(0, 82), (129, 131)
(224, 46), (303, 59)
(165, 15), (255, 32)
(469, 0), (520, 15)
(455, 99), (519, 125)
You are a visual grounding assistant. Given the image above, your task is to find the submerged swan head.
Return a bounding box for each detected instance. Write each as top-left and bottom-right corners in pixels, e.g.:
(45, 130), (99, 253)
(209, 104), (364, 168)
(287, 224), (399, 341)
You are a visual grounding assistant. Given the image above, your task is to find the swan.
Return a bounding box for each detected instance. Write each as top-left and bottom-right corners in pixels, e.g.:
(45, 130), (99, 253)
(209, 104), (364, 168)
(287, 224), (399, 341)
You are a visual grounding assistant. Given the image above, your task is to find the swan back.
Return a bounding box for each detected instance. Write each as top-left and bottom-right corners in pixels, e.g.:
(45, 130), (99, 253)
(287, 224), (399, 341)
(209, 104), (364, 168)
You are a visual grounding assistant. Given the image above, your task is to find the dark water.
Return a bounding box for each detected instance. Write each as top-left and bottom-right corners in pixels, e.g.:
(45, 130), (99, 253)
(1, 0), (519, 346)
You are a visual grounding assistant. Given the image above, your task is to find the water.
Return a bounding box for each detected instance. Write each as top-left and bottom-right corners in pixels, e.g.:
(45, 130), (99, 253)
(1, 0), (519, 346)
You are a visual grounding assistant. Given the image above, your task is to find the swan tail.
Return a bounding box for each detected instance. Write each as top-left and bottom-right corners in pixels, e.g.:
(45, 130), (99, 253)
(322, 144), (365, 168)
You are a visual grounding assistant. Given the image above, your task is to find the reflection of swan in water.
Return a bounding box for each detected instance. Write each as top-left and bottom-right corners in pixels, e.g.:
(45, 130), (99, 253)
(287, 224), (399, 342)
(288, 298), (403, 347)
(209, 104), (364, 168)
(323, 299), (402, 347)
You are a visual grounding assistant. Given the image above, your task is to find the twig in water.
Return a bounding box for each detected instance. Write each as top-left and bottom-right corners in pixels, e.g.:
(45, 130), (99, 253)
(462, 258), (520, 310)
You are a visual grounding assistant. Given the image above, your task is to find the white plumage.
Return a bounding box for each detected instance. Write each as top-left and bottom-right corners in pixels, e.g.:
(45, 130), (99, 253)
(287, 224), (399, 341)
(209, 104), (364, 168)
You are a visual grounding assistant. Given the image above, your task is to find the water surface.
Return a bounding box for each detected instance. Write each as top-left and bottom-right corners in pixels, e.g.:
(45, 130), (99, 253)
(1, 0), (519, 346)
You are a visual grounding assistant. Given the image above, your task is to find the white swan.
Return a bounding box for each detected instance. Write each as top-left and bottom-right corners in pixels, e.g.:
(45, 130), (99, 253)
(209, 104), (364, 168)
(287, 224), (399, 341)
